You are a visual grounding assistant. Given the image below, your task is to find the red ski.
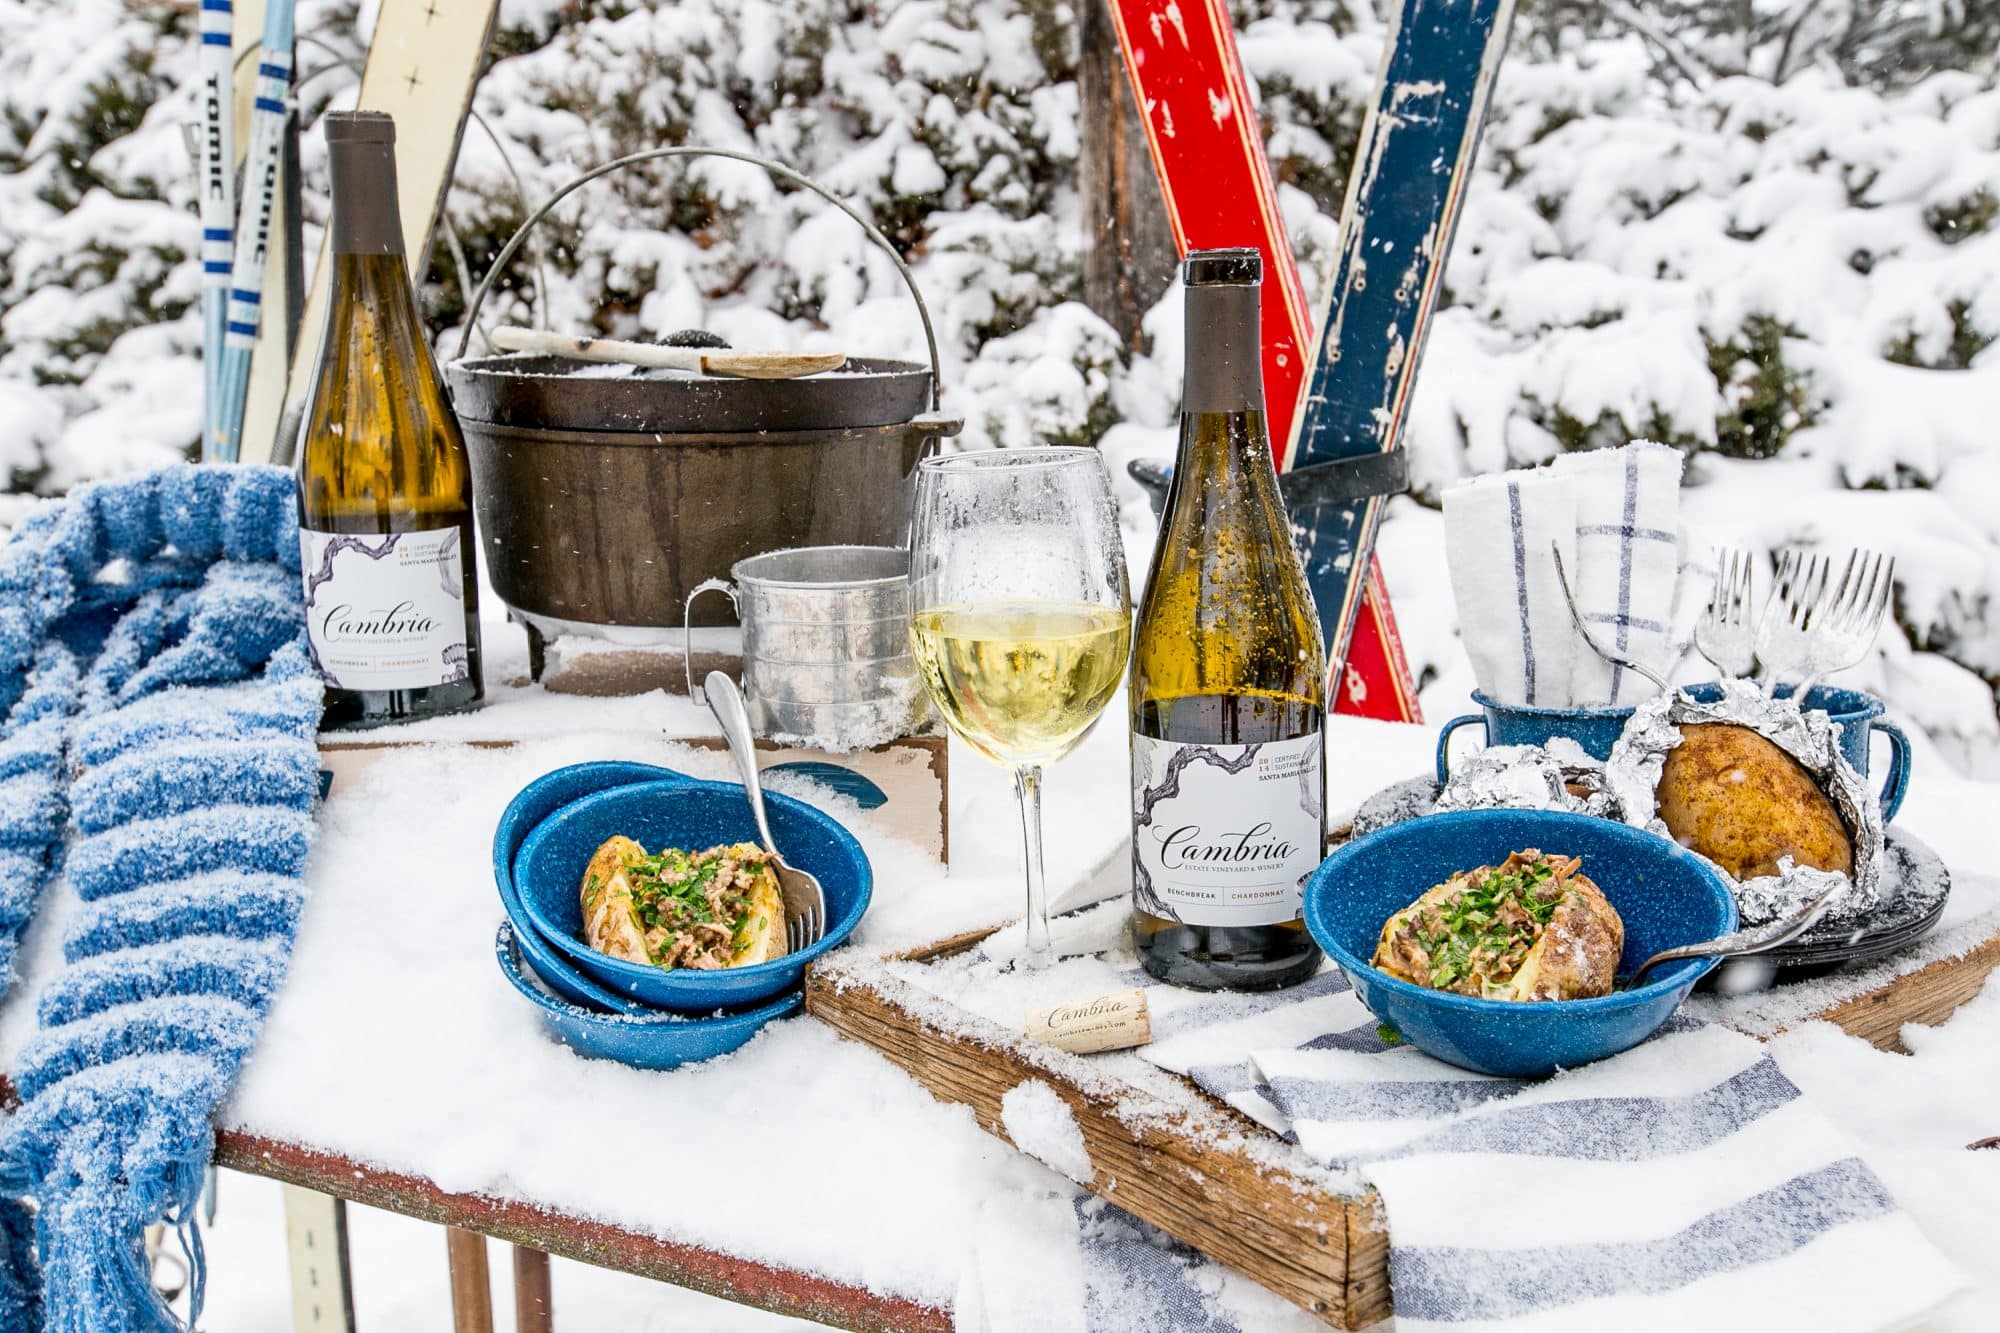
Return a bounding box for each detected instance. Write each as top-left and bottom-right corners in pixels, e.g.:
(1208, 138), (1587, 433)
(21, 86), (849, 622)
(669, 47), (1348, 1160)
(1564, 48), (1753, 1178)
(1106, 0), (1422, 723)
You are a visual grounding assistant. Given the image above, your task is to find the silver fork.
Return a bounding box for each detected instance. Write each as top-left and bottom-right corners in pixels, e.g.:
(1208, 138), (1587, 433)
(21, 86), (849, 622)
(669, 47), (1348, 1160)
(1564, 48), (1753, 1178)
(704, 671), (828, 953)
(1792, 549), (1895, 699)
(1756, 548), (1834, 697)
(1694, 547), (1758, 678)
(1550, 542), (1672, 695)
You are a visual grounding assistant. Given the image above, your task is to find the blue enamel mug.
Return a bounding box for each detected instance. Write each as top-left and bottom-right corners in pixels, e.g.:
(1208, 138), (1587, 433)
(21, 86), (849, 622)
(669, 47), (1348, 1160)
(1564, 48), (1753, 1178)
(1680, 682), (1910, 822)
(1435, 692), (1635, 783)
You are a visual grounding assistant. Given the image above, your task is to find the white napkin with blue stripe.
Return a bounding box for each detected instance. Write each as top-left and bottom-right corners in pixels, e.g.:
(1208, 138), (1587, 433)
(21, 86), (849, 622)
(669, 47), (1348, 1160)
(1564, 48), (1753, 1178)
(1140, 968), (1964, 1333)
(1550, 442), (1688, 706)
(1444, 442), (1714, 711)
(1443, 470), (1578, 710)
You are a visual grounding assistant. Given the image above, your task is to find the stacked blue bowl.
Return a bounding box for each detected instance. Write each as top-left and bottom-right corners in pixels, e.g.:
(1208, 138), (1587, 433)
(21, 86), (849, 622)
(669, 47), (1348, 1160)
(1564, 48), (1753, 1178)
(491, 761), (872, 1070)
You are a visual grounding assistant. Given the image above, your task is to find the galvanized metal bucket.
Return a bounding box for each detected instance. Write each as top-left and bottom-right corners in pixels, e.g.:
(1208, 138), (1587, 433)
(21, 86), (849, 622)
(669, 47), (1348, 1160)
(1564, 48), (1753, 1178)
(683, 545), (931, 751)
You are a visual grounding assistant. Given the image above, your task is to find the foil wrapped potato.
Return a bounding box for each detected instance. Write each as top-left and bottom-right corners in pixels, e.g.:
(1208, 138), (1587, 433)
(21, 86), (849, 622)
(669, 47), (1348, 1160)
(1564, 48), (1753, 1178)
(1655, 723), (1854, 882)
(1372, 849), (1624, 1001)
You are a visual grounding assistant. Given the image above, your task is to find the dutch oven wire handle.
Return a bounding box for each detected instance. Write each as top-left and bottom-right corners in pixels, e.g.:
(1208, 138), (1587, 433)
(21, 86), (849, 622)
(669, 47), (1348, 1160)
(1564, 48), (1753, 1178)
(453, 146), (942, 412)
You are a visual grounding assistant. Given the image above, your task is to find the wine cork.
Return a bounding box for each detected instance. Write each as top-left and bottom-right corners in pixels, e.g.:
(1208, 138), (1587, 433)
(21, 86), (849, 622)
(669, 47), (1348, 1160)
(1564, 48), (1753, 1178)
(1026, 988), (1151, 1054)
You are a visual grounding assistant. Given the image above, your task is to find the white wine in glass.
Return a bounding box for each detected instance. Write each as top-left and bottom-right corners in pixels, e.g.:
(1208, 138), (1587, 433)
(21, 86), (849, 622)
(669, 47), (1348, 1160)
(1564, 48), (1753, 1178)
(909, 449), (1132, 966)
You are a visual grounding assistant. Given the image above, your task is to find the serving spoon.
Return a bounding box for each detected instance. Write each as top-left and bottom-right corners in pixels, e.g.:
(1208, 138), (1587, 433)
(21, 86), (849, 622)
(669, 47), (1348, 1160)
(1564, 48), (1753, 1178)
(1622, 880), (1846, 988)
(704, 671), (828, 952)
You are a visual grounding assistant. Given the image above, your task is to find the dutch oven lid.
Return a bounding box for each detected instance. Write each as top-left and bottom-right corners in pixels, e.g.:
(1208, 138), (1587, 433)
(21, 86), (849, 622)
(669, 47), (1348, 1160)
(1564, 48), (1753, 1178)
(446, 353), (935, 434)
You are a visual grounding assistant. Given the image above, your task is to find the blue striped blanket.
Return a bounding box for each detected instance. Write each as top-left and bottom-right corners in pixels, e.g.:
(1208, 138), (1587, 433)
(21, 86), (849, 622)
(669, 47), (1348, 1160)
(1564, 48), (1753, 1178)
(0, 465), (320, 1331)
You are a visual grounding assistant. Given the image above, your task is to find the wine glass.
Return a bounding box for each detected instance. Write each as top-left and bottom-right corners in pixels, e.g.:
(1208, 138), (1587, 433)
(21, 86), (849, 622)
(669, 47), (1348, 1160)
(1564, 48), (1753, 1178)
(909, 447), (1132, 967)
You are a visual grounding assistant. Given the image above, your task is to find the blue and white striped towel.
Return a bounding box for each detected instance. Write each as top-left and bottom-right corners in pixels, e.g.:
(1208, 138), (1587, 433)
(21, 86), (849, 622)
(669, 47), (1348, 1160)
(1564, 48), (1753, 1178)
(1443, 470), (1578, 710)
(1549, 442), (1688, 707)
(1140, 966), (1964, 1332)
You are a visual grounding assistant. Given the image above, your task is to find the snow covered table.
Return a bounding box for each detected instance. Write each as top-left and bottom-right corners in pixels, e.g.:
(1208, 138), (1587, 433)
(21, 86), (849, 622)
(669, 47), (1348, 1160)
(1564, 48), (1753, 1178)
(1, 681), (1995, 1332)
(0, 679), (1121, 1332)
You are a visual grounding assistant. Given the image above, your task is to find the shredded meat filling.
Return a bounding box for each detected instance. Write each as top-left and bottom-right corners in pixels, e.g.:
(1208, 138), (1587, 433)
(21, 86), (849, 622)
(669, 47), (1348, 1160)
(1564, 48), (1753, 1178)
(1376, 849), (1589, 998)
(586, 842), (782, 972)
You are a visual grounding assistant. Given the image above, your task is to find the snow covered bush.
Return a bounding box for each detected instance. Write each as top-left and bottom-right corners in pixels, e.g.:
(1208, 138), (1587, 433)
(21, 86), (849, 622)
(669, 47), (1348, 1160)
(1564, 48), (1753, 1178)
(0, 0), (1996, 762)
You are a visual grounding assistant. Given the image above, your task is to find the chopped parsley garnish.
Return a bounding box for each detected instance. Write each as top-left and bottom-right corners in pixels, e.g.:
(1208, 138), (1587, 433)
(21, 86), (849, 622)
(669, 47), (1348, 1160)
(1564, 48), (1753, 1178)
(1406, 853), (1577, 991)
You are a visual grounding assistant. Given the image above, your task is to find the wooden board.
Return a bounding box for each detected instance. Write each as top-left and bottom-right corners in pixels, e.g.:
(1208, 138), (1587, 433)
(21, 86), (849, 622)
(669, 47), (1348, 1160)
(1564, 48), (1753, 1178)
(318, 731), (950, 865)
(1283, 0), (1516, 703)
(806, 959), (1377, 1327)
(805, 905), (2000, 1328)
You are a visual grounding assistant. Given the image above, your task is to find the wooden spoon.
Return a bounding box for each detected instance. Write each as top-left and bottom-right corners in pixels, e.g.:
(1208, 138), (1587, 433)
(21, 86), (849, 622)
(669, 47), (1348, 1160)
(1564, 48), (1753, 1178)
(491, 326), (846, 380)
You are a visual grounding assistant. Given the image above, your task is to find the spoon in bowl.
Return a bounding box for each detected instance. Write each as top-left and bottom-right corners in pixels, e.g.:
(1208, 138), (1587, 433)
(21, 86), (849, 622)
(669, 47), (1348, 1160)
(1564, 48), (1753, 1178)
(704, 671), (828, 952)
(1623, 880), (1846, 988)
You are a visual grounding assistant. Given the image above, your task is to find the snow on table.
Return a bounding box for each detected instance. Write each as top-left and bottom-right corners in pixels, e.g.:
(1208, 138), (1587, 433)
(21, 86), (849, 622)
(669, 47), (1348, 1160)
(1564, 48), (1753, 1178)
(0, 671), (1992, 1323)
(0, 675), (1133, 1318)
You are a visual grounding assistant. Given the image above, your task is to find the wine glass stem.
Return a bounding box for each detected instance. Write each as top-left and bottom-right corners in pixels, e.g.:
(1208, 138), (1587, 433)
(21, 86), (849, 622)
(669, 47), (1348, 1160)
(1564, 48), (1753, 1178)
(1012, 763), (1052, 966)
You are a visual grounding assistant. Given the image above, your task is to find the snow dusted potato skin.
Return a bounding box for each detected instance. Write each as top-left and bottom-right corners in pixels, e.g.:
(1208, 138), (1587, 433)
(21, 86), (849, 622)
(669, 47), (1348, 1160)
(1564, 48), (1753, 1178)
(1507, 876), (1623, 1001)
(1372, 859), (1624, 1002)
(580, 836), (651, 964)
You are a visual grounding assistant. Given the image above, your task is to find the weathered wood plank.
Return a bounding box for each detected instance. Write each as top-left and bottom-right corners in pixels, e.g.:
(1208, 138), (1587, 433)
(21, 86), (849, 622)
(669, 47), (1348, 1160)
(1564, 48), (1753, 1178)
(1777, 924), (2000, 1051)
(1077, 0), (1176, 349)
(805, 961), (1361, 1327)
(214, 1131), (949, 1333)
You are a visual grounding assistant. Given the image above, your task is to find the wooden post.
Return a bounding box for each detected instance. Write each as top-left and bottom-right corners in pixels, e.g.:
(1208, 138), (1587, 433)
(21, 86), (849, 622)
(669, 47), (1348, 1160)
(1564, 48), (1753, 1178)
(281, 1186), (357, 1333)
(512, 1247), (554, 1333)
(446, 1227), (496, 1333)
(1077, 0), (1176, 349)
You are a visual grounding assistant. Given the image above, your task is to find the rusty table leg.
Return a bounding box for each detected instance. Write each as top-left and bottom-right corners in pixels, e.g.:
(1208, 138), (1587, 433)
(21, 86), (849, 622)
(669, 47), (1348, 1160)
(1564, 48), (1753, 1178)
(513, 1246), (554, 1333)
(446, 1227), (495, 1333)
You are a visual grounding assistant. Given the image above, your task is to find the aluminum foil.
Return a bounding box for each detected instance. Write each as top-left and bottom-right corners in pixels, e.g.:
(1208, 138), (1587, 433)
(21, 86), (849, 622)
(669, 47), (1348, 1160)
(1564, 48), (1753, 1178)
(1434, 739), (1623, 821)
(1351, 774), (1440, 836)
(1603, 678), (1883, 925)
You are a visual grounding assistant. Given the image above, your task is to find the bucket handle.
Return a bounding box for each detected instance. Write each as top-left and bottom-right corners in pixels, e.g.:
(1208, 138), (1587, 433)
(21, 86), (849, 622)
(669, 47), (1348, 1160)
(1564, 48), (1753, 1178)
(452, 146), (942, 412)
(682, 577), (739, 705)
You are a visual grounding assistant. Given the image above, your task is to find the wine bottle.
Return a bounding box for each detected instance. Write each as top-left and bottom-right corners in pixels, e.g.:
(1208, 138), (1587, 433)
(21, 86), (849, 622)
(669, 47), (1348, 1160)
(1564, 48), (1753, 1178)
(1130, 248), (1326, 991)
(296, 111), (483, 728)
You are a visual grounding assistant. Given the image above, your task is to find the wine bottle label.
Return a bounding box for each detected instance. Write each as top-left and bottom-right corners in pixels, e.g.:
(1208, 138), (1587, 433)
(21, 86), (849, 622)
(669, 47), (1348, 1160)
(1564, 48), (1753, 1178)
(299, 526), (472, 691)
(1131, 733), (1324, 927)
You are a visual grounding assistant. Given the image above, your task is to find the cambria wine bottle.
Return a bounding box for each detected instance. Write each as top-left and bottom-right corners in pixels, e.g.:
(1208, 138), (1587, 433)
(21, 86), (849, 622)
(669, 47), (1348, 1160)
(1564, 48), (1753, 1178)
(1129, 248), (1326, 991)
(296, 111), (483, 728)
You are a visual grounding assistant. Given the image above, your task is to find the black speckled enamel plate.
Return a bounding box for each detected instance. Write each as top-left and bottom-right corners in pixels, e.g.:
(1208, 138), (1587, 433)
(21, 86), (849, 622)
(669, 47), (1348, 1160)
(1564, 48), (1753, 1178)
(1708, 828), (1950, 989)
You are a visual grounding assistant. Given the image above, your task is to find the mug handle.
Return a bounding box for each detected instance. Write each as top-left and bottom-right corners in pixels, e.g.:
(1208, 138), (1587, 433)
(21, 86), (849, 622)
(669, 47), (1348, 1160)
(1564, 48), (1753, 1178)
(1871, 719), (1911, 823)
(681, 578), (738, 704)
(1436, 715), (1485, 786)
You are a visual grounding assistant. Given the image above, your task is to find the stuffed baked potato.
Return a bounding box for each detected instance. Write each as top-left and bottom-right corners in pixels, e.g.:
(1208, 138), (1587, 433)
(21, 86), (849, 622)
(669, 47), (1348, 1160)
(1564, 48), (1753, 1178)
(580, 837), (788, 971)
(1371, 849), (1623, 1001)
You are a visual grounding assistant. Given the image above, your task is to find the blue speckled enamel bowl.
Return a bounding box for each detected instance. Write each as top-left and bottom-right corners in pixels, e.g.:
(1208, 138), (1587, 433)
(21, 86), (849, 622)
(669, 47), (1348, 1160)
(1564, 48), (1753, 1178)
(1304, 809), (1737, 1078)
(495, 922), (801, 1069)
(492, 761), (692, 1014)
(513, 778), (871, 1012)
